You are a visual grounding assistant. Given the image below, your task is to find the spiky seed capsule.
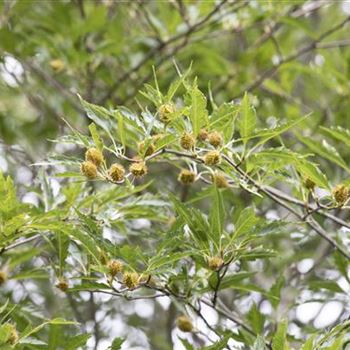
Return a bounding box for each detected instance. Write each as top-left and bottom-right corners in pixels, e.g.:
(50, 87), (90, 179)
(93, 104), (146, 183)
(138, 141), (156, 157)
(208, 256), (224, 271)
(85, 148), (104, 167)
(81, 161), (98, 179)
(56, 279), (69, 292)
(180, 132), (195, 150)
(213, 173), (229, 188)
(176, 315), (193, 333)
(0, 270), (7, 285)
(123, 272), (139, 289)
(49, 59), (65, 72)
(108, 163), (125, 182)
(198, 128), (208, 141)
(107, 260), (123, 277)
(129, 162), (148, 177)
(304, 177), (315, 191)
(208, 131), (223, 148)
(158, 103), (175, 123)
(204, 151), (221, 166)
(178, 169), (196, 184)
(332, 184), (349, 205)
(7, 324), (18, 345)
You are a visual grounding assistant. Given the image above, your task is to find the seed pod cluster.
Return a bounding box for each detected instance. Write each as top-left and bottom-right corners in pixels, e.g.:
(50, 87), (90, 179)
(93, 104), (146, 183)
(304, 177), (315, 191)
(208, 131), (223, 148)
(204, 150), (221, 166)
(108, 163), (125, 182)
(197, 128), (208, 141)
(180, 132), (195, 150)
(129, 162), (148, 177)
(56, 278), (69, 292)
(178, 169), (196, 184)
(0, 270), (7, 285)
(80, 161), (98, 179)
(6, 324), (18, 345)
(138, 140), (156, 157)
(81, 148), (104, 179)
(86, 148), (104, 166)
(158, 103), (175, 123)
(207, 256), (224, 271)
(212, 172), (229, 188)
(107, 260), (123, 277)
(50, 59), (65, 72)
(123, 272), (139, 289)
(332, 184), (349, 206)
(176, 315), (193, 333)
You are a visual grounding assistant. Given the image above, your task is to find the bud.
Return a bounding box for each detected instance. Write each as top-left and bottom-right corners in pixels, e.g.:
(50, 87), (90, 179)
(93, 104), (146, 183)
(204, 151), (221, 166)
(138, 140), (156, 157)
(332, 184), (349, 206)
(178, 169), (196, 184)
(0, 270), (7, 285)
(49, 59), (65, 72)
(99, 250), (108, 265)
(207, 256), (224, 271)
(123, 272), (139, 289)
(85, 148), (104, 167)
(176, 315), (193, 332)
(108, 163), (125, 182)
(80, 161), (98, 179)
(56, 278), (69, 292)
(208, 131), (223, 148)
(107, 260), (123, 277)
(197, 128), (208, 141)
(167, 216), (176, 227)
(304, 177), (315, 191)
(212, 173), (229, 188)
(152, 133), (164, 143)
(158, 103), (175, 123)
(180, 132), (195, 150)
(6, 324), (18, 345)
(129, 162), (148, 177)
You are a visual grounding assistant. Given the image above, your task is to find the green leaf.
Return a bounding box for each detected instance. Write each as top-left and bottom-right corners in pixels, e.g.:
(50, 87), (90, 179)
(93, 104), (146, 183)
(301, 335), (316, 350)
(65, 334), (91, 350)
(272, 319), (288, 350)
(320, 126), (350, 148)
(116, 110), (126, 150)
(189, 84), (208, 136)
(19, 319), (78, 341)
(88, 123), (103, 151)
(297, 134), (350, 173)
(238, 92), (256, 144)
(209, 186), (225, 244)
(203, 334), (231, 349)
(110, 337), (125, 350)
(210, 102), (238, 142)
(296, 160), (330, 189)
(78, 94), (113, 132)
(247, 304), (265, 335)
(204, 272), (256, 292)
(169, 194), (209, 249)
(252, 336), (268, 350)
(166, 65), (191, 101)
(230, 207), (258, 242)
(308, 280), (344, 293)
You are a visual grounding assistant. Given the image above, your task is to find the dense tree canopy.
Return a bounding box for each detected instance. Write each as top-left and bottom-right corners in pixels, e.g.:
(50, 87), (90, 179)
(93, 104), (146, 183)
(1, 1), (350, 349)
